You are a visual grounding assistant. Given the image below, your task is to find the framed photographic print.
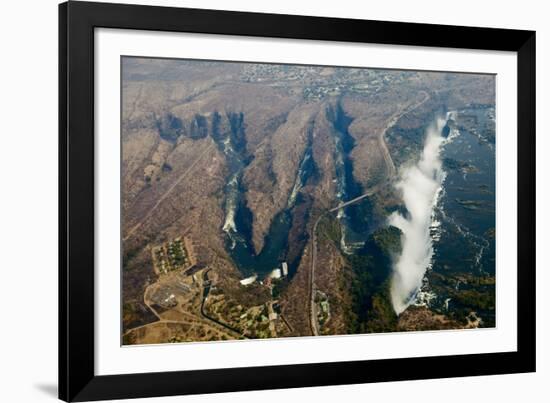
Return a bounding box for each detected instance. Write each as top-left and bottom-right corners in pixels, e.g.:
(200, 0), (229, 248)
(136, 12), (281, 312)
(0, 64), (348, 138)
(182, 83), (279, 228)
(59, 1), (536, 401)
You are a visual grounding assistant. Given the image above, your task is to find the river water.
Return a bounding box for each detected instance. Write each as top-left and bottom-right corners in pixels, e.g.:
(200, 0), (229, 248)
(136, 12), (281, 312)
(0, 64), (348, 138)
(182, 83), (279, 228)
(416, 106), (496, 312)
(215, 120), (316, 278)
(432, 110), (495, 276)
(216, 104), (375, 279)
(388, 107), (495, 313)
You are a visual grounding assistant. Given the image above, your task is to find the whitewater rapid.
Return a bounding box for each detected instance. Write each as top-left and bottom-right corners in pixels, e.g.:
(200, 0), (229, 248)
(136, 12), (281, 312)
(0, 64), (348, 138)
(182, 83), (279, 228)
(389, 113), (456, 315)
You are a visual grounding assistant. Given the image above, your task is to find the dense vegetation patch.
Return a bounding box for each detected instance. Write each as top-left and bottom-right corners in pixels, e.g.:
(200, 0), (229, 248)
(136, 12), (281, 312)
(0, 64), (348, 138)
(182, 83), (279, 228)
(344, 226), (402, 333)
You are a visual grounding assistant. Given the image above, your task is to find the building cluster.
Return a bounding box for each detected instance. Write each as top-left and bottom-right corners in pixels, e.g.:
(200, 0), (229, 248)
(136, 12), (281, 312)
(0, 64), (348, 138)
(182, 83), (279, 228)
(151, 236), (197, 275)
(238, 62), (414, 102)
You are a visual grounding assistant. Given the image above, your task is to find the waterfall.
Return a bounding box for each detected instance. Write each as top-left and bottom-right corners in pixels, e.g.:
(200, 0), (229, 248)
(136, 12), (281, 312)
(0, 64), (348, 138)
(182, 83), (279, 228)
(389, 113), (454, 314)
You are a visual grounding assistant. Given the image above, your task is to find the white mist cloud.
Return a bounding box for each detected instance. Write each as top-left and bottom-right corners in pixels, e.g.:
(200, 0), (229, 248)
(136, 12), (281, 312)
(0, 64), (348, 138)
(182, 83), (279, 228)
(389, 116), (448, 315)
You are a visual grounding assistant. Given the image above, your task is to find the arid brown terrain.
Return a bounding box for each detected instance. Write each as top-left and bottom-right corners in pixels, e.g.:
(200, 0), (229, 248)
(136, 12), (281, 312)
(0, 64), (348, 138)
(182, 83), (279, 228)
(121, 58), (496, 344)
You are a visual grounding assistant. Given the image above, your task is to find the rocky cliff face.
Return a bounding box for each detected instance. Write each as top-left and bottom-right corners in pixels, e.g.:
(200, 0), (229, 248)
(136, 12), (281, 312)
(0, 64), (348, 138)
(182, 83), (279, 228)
(243, 103), (319, 254)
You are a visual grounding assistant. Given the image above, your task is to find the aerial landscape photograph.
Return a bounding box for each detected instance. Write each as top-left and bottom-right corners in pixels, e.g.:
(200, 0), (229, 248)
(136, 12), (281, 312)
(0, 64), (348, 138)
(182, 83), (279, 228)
(121, 56), (496, 345)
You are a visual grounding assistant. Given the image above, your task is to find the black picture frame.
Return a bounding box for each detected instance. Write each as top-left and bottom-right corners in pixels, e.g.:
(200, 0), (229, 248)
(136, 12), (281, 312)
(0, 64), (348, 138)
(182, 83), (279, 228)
(59, 1), (536, 401)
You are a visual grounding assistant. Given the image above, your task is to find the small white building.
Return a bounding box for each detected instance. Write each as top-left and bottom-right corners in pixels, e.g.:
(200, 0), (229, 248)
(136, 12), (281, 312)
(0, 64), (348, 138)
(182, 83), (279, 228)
(281, 262), (288, 277)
